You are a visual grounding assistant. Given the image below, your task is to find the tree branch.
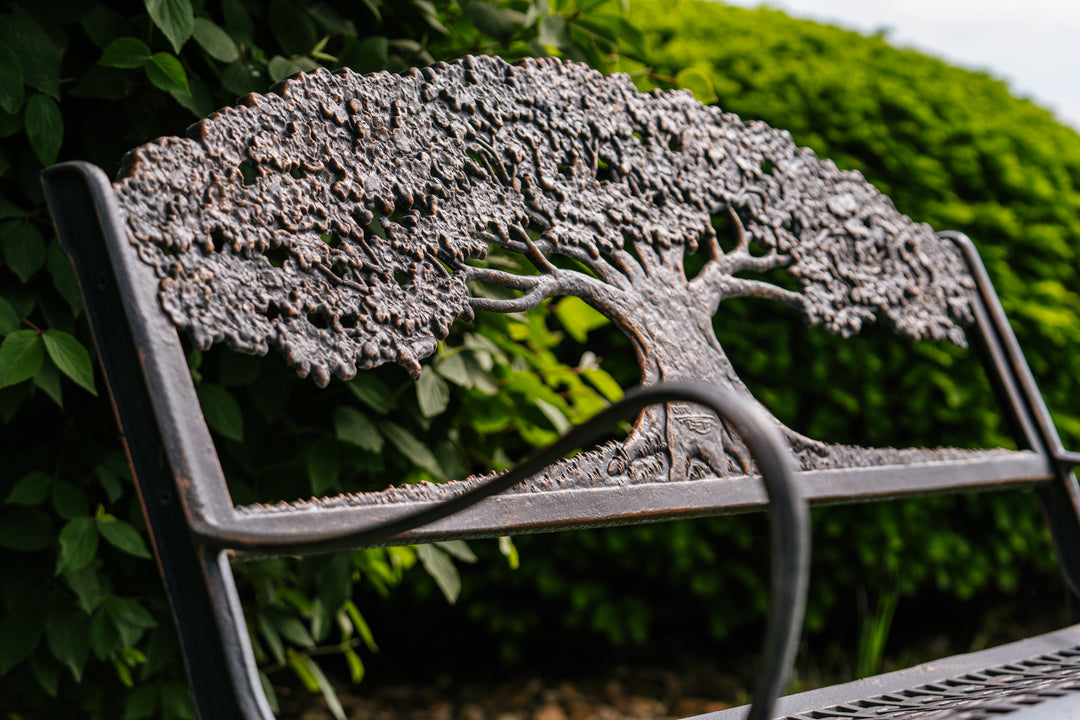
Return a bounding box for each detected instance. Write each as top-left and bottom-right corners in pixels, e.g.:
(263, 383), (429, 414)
(499, 235), (631, 291)
(465, 258), (627, 317)
(724, 277), (806, 311)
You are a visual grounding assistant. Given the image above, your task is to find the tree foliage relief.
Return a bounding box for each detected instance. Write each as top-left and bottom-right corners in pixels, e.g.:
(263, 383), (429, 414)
(119, 54), (978, 488)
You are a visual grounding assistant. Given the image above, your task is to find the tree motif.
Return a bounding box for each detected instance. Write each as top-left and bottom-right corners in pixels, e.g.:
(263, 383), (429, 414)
(115, 55), (975, 483)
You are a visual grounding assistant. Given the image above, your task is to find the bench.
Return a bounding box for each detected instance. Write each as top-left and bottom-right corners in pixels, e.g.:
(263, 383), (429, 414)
(41, 55), (1080, 719)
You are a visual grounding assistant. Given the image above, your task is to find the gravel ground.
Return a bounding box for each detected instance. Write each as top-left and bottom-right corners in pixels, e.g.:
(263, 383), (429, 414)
(276, 662), (748, 720)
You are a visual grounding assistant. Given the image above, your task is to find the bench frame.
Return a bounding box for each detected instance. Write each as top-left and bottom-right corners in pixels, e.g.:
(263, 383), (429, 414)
(42, 56), (1080, 720)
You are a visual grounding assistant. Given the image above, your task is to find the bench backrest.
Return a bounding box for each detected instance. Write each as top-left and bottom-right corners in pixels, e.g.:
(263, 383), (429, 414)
(43, 55), (1080, 720)
(109, 55), (1066, 533)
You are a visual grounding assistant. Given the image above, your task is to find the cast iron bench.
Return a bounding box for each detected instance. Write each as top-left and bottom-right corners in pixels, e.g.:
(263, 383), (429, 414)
(42, 55), (1080, 720)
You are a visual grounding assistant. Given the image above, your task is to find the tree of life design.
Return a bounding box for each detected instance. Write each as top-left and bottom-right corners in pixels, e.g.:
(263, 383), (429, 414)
(114, 55), (977, 486)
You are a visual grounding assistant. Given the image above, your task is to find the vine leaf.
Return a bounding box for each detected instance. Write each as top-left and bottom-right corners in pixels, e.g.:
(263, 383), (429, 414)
(145, 0), (195, 54)
(0, 329), (43, 388)
(192, 18), (239, 62)
(55, 516), (99, 576)
(0, 296), (19, 334)
(146, 53), (189, 95)
(3, 222), (46, 281)
(98, 37), (152, 69)
(42, 330), (97, 395)
(25, 94), (63, 166)
(5, 471), (51, 506)
(96, 510), (152, 559)
(416, 543), (461, 604)
(195, 383), (244, 441)
(0, 43), (24, 114)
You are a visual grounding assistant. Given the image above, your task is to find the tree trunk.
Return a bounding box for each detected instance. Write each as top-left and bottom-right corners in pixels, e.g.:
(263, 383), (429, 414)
(604, 278), (769, 482)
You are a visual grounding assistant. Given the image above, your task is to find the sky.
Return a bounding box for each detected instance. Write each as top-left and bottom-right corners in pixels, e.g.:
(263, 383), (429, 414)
(720, 0), (1080, 132)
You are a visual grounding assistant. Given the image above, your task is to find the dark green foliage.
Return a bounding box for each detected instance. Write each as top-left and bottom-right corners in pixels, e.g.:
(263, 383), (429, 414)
(0, 0), (635, 715)
(461, 0), (1076, 660)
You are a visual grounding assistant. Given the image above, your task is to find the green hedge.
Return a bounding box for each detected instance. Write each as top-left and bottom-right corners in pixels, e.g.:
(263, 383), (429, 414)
(441, 0), (1080, 673)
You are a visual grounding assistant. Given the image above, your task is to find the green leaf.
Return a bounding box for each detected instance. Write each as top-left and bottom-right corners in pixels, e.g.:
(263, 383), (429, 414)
(435, 352), (470, 387)
(222, 0), (256, 43)
(80, 5), (139, 49)
(96, 463), (125, 504)
(124, 685), (159, 720)
(382, 422), (445, 480)
(221, 59), (268, 95)
(339, 35), (388, 74)
(6, 470), (51, 505)
(465, 1), (525, 41)
(0, 507), (52, 550)
(269, 0), (318, 56)
(196, 383), (244, 441)
(47, 608), (91, 682)
(343, 647), (365, 683)
(30, 652), (60, 697)
(499, 536), (520, 569)
(34, 357), (63, 407)
(538, 14), (569, 48)
(145, 0), (195, 53)
(170, 69), (214, 117)
(0, 7), (61, 98)
(436, 539), (477, 563)
(0, 196), (30, 219)
(146, 53), (189, 94)
(89, 611), (117, 660)
(0, 295), (19, 334)
(0, 330), (44, 388)
(63, 564), (105, 615)
(0, 110), (18, 138)
(416, 543), (461, 604)
(161, 682), (195, 720)
(304, 654), (346, 720)
(97, 513), (152, 559)
(305, 439), (340, 496)
(275, 616), (315, 649)
(51, 480), (89, 519)
(343, 601), (378, 653)
(554, 296), (609, 342)
(47, 241), (82, 316)
(0, 599), (45, 672)
(0, 42), (24, 114)
(103, 596), (157, 647)
(257, 614), (286, 665)
(25, 94), (63, 166)
(535, 397), (572, 434)
(42, 329), (97, 395)
(308, 4), (357, 36)
(417, 366), (450, 417)
(333, 406), (383, 452)
(192, 17), (239, 62)
(346, 374), (394, 413)
(3, 223), (47, 281)
(99, 37), (151, 68)
(268, 55), (303, 83)
(56, 516), (99, 575)
(582, 366), (623, 402)
(675, 67), (718, 105)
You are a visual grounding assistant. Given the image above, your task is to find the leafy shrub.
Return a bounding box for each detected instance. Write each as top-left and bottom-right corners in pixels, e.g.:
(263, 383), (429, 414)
(0, 1), (638, 716)
(441, 0), (1080, 670)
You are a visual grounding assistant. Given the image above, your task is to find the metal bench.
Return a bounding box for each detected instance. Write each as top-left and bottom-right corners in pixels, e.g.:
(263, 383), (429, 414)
(41, 55), (1080, 719)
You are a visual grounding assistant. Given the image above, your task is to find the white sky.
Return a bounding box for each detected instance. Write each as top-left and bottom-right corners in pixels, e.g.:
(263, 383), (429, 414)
(720, 0), (1080, 132)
